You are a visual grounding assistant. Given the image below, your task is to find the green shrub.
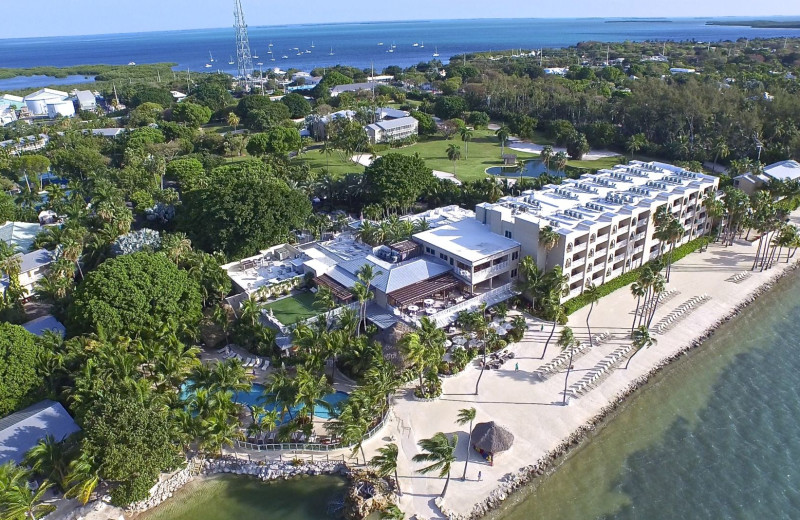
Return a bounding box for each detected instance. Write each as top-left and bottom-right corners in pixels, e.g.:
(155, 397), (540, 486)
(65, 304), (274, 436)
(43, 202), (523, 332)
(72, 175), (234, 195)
(563, 237), (707, 315)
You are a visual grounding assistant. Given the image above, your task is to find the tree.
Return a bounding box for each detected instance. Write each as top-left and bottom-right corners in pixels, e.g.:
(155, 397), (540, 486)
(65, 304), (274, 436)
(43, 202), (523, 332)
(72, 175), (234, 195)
(412, 432), (458, 498)
(554, 151), (568, 174)
(67, 252), (203, 339)
(626, 133), (647, 158)
(10, 155), (50, 192)
(226, 112), (240, 131)
(446, 144), (462, 175)
(362, 154), (434, 213)
(410, 110), (437, 136)
(171, 101), (212, 128)
(280, 93), (312, 118)
(165, 157), (205, 188)
(630, 281), (646, 334)
(625, 325), (656, 369)
(538, 225), (560, 270)
(0, 323), (44, 415)
(459, 127), (474, 159)
(516, 255), (544, 306)
(24, 435), (70, 490)
(557, 327), (576, 405)
(434, 96), (468, 120)
(370, 443), (401, 495)
(247, 127), (301, 157)
(540, 291), (566, 360)
(566, 132), (590, 160)
(540, 145), (554, 174)
(399, 333), (427, 394)
(178, 165), (311, 258)
(495, 125), (510, 156)
(1, 477), (56, 520)
(456, 408), (476, 480)
(584, 283), (600, 348)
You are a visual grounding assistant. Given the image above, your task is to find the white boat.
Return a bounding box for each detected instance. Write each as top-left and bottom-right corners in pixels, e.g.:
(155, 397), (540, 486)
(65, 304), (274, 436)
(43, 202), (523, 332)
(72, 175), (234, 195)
(420, 41), (424, 48)
(209, 51), (215, 62)
(305, 49), (311, 54)
(378, 42), (384, 46)
(311, 41), (315, 48)
(297, 51), (302, 56)
(433, 46), (439, 57)
(204, 63), (212, 68)
(128, 61), (136, 66)
(228, 55), (234, 65)
(329, 47), (334, 56)
(253, 50), (259, 58)
(268, 41), (273, 47)
(257, 61), (264, 65)
(282, 55), (288, 59)
(387, 48), (393, 53)
(270, 58), (275, 61)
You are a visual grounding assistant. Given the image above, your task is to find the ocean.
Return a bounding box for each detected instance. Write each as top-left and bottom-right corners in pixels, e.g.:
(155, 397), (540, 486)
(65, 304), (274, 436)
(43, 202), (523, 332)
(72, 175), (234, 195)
(490, 268), (800, 519)
(2, 17), (800, 81)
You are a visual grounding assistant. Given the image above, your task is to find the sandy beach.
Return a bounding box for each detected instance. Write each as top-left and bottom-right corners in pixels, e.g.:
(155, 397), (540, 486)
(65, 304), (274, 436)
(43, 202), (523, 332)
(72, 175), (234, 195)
(355, 209), (800, 520)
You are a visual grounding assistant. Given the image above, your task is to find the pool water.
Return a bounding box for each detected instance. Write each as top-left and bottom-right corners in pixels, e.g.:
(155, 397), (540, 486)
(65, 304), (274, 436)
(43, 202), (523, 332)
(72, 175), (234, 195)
(182, 383), (348, 422)
(486, 159), (562, 178)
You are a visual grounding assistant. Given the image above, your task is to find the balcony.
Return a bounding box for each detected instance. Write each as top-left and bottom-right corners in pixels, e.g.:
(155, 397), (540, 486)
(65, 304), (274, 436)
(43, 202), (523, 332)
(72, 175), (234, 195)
(634, 232), (646, 241)
(572, 242), (588, 253)
(570, 271), (584, 283)
(472, 262), (509, 282)
(616, 239), (628, 249)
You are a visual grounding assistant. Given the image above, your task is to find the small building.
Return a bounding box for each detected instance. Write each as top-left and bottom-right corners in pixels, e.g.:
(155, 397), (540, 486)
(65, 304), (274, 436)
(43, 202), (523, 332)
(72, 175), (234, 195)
(87, 127), (125, 139)
(502, 154), (517, 166)
(170, 91), (187, 102)
(307, 110), (356, 141)
(75, 90), (97, 112)
(1, 248), (55, 299)
(543, 67), (568, 76)
(733, 160), (800, 195)
(21, 314), (66, 337)
(670, 68), (696, 75)
(47, 99), (76, 119)
(0, 134), (49, 155)
(330, 81), (379, 97)
(0, 400), (81, 465)
(0, 103), (16, 126)
(0, 94), (24, 109)
(365, 116), (419, 144)
(374, 107), (409, 121)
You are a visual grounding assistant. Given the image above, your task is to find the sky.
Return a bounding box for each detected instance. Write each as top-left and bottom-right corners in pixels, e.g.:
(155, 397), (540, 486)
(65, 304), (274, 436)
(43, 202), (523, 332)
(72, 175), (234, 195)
(4, 0), (800, 39)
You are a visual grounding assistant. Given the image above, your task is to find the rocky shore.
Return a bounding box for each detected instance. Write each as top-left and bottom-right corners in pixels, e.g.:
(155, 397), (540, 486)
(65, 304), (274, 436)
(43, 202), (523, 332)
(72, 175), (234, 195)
(438, 261), (800, 520)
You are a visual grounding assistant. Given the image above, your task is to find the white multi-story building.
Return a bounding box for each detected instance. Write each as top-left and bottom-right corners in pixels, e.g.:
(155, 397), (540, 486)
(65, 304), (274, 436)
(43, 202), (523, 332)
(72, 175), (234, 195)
(475, 161), (719, 300)
(365, 116), (418, 144)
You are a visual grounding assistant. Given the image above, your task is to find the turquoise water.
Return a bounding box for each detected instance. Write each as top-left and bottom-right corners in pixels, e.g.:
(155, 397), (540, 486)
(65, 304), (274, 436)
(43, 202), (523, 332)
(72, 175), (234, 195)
(183, 383), (348, 421)
(493, 269), (800, 519)
(486, 159), (556, 178)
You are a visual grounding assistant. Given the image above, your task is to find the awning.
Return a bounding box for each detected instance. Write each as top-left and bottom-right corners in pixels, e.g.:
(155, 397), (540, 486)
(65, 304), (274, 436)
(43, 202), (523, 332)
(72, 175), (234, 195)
(313, 274), (353, 302)
(388, 273), (462, 307)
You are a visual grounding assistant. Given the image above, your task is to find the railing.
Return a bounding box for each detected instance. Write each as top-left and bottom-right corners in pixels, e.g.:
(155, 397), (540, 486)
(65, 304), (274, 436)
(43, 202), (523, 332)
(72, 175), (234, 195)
(635, 232), (646, 241)
(573, 242), (588, 253)
(431, 283), (516, 327)
(616, 239), (628, 249)
(472, 262), (509, 282)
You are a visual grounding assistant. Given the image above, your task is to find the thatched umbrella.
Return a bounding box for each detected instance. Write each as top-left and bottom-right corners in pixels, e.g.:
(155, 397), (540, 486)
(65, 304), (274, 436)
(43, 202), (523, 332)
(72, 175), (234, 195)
(471, 422), (514, 462)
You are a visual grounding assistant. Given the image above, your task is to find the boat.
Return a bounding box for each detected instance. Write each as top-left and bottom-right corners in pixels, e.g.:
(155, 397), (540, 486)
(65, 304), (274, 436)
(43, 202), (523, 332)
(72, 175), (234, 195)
(378, 42), (384, 46)
(253, 50), (259, 58)
(209, 51), (215, 62)
(257, 61), (264, 65)
(204, 63), (212, 68)
(305, 49), (311, 54)
(268, 41), (273, 47)
(413, 42), (419, 47)
(420, 41), (424, 48)
(329, 47), (334, 56)
(128, 61), (136, 66)
(282, 55), (288, 59)
(228, 55), (234, 65)
(387, 48), (394, 53)
(270, 58), (275, 61)
(311, 41), (315, 48)
(297, 51), (302, 56)
(433, 46), (439, 57)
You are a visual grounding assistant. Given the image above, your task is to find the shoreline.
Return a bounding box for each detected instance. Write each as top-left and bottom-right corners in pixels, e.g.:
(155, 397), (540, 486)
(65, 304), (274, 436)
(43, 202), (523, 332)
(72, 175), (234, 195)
(444, 260), (800, 520)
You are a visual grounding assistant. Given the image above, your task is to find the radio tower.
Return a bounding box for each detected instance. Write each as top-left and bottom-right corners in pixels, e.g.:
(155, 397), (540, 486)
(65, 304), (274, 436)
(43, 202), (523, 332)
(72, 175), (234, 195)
(233, 0), (254, 90)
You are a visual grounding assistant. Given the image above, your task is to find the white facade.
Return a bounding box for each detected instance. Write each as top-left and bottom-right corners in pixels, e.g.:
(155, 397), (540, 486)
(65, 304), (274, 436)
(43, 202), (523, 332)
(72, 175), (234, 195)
(23, 88), (69, 116)
(75, 90), (96, 112)
(365, 116), (418, 144)
(47, 99), (75, 119)
(475, 161), (719, 301)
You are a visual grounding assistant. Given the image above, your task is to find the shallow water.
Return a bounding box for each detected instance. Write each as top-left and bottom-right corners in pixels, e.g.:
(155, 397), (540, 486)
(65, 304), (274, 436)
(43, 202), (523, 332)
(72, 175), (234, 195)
(137, 474), (346, 520)
(492, 269), (800, 519)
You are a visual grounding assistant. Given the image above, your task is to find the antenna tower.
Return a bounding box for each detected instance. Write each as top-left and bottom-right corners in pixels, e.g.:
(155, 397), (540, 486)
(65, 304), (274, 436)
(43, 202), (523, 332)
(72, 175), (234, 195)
(233, 0), (254, 90)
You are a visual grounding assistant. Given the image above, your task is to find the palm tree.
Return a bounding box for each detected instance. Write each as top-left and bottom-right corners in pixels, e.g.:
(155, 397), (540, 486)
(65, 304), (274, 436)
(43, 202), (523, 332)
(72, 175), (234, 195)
(516, 255), (544, 306)
(624, 325), (656, 369)
(2, 479), (56, 519)
(456, 407), (476, 480)
(557, 327), (576, 405)
(60, 235), (84, 280)
(412, 432), (458, 498)
(554, 151), (568, 175)
(495, 125), (510, 156)
(460, 127), (474, 159)
(584, 283), (600, 348)
(370, 443), (401, 495)
(540, 293), (565, 360)
(23, 435), (70, 490)
(645, 273), (666, 328)
(227, 112), (240, 131)
(294, 366), (333, 430)
(446, 144), (462, 175)
(355, 264), (382, 333)
(399, 332), (426, 395)
(540, 145), (554, 174)
(630, 281), (646, 334)
(538, 225), (560, 270)
(626, 133), (647, 158)
(710, 136), (730, 173)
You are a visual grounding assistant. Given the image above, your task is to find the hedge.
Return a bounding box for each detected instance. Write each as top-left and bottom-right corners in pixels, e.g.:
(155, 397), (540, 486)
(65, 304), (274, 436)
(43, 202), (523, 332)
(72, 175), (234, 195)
(563, 236), (709, 315)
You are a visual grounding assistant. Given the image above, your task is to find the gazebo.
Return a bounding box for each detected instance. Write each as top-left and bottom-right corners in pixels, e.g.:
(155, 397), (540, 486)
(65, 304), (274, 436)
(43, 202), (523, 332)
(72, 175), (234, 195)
(471, 421), (514, 465)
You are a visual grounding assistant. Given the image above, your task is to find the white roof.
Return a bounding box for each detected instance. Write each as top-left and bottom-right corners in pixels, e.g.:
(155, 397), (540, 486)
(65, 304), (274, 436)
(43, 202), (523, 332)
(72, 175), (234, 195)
(76, 90), (95, 104)
(1, 94), (23, 103)
(763, 160), (800, 182)
(0, 221), (42, 253)
(413, 218), (519, 262)
(23, 88), (68, 101)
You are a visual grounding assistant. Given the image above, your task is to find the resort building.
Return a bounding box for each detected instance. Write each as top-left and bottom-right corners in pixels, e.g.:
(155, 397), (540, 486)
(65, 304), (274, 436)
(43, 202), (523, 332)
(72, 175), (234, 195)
(475, 160), (718, 300)
(75, 90), (97, 112)
(365, 116), (419, 144)
(1, 248), (55, 299)
(0, 400), (81, 465)
(733, 160), (800, 195)
(0, 134), (49, 155)
(22, 88), (75, 118)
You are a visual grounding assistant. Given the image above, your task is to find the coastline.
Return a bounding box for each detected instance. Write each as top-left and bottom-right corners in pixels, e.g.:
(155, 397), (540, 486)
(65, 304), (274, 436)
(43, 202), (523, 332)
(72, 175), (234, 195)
(446, 260), (800, 520)
(373, 210), (800, 520)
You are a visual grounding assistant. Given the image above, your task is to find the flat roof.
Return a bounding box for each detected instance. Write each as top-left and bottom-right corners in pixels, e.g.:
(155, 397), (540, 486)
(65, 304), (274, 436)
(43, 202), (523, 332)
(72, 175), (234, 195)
(764, 160), (800, 181)
(413, 218), (519, 263)
(22, 315), (66, 337)
(0, 400), (80, 465)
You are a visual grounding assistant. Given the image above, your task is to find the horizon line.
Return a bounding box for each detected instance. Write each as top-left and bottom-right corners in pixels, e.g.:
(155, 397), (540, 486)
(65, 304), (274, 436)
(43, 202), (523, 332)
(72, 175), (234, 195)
(2, 14), (800, 42)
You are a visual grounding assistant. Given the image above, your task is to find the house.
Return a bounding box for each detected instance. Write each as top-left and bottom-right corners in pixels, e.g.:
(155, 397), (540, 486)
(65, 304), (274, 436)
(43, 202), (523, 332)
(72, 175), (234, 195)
(0, 220), (43, 253)
(75, 90), (97, 112)
(502, 154), (517, 166)
(0, 400), (81, 465)
(21, 314), (66, 337)
(365, 116), (418, 144)
(366, 74), (394, 83)
(0, 134), (49, 155)
(87, 127), (125, 139)
(330, 82), (379, 97)
(307, 109), (356, 140)
(0, 103), (16, 126)
(374, 107), (409, 121)
(171, 91), (187, 102)
(543, 67), (568, 76)
(1, 248), (55, 298)
(733, 160), (800, 195)
(669, 68), (696, 75)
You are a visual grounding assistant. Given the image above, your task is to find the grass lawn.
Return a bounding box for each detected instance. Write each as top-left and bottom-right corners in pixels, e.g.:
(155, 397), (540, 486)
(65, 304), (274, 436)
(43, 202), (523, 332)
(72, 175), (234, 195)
(295, 147), (365, 178)
(390, 129), (540, 182)
(264, 292), (318, 325)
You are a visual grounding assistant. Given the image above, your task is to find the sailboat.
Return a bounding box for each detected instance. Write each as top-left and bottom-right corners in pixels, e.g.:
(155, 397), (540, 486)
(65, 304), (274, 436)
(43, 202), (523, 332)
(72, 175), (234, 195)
(252, 50), (259, 58)
(268, 41), (273, 47)
(378, 42), (384, 46)
(412, 42), (419, 47)
(209, 51), (215, 62)
(329, 47), (334, 56)
(311, 41), (315, 48)
(420, 41), (424, 48)
(228, 55), (234, 65)
(432, 46), (439, 57)
(282, 55), (288, 59)
(204, 63), (212, 68)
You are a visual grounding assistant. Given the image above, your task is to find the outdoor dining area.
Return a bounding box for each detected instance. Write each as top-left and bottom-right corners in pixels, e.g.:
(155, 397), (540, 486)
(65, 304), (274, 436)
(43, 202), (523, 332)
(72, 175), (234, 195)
(388, 273), (467, 318)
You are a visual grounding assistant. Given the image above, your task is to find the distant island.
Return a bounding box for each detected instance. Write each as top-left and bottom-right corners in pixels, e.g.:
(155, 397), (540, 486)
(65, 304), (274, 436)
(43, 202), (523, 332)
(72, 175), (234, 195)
(606, 19), (673, 24)
(707, 20), (800, 29)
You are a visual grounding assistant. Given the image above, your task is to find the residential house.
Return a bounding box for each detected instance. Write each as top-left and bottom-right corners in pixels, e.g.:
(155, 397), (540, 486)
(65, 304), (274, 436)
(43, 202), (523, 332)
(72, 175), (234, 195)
(75, 90), (97, 112)
(330, 81), (379, 97)
(733, 160), (800, 195)
(0, 400), (81, 465)
(1, 248), (55, 299)
(21, 314), (66, 337)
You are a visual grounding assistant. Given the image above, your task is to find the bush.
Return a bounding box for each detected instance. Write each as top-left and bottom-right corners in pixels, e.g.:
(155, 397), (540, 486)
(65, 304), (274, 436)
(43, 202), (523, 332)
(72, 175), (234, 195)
(563, 236), (707, 314)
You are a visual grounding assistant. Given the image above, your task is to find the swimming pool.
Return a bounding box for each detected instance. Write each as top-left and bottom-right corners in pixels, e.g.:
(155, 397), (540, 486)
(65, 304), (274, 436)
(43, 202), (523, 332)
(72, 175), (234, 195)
(182, 383), (348, 421)
(486, 159), (562, 178)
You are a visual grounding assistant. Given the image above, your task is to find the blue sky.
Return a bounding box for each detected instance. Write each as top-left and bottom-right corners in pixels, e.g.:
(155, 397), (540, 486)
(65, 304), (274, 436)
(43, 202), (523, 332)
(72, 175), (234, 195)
(6, 1), (800, 39)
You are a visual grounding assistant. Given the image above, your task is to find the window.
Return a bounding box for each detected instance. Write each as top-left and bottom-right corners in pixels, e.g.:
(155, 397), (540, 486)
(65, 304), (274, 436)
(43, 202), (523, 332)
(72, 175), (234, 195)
(504, 230), (512, 239)
(512, 251), (519, 260)
(450, 258), (454, 266)
(440, 253), (447, 260)
(511, 269), (518, 278)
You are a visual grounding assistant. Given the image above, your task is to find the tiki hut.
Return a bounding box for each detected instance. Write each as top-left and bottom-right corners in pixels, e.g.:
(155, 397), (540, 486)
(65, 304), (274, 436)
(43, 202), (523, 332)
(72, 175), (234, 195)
(471, 421), (514, 464)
